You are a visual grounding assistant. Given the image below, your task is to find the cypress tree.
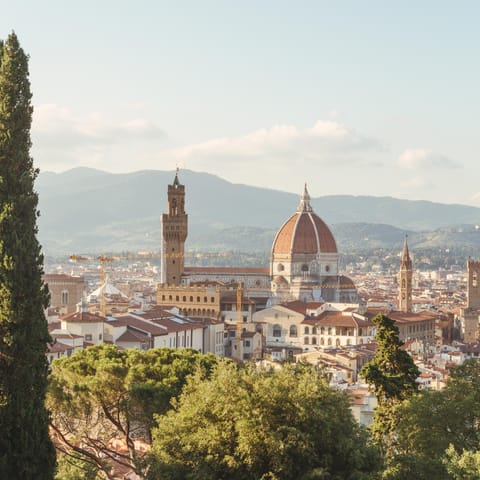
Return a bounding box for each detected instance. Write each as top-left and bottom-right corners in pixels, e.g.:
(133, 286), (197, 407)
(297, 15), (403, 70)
(0, 32), (56, 478)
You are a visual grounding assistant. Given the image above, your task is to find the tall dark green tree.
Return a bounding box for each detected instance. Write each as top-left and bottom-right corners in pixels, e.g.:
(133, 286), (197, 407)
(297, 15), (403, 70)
(360, 314), (419, 459)
(0, 32), (56, 478)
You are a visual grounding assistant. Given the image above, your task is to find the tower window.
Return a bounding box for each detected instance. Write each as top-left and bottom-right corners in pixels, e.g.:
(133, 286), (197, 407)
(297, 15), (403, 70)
(277, 264), (284, 272)
(61, 290), (69, 305)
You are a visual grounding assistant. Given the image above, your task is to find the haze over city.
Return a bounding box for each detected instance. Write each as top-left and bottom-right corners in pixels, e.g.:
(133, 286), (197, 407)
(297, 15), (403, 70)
(2, 1), (479, 205)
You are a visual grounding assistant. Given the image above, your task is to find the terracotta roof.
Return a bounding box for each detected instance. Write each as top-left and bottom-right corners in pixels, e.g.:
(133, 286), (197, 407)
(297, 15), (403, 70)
(272, 211), (337, 255)
(61, 311), (106, 323)
(306, 311), (373, 328)
(322, 275), (356, 289)
(184, 267), (269, 275)
(388, 310), (438, 324)
(113, 315), (167, 336)
(281, 300), (308, 315)
(116, 329), (150, 343)
(48, 341), (73, 354)
(43, 274), (84, 282)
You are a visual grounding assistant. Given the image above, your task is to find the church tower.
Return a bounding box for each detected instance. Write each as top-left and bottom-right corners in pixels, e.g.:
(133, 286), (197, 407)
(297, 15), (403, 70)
(161, 169), (188, 285)
(467, 259), (480, 310)
(399, 236), (413, 312)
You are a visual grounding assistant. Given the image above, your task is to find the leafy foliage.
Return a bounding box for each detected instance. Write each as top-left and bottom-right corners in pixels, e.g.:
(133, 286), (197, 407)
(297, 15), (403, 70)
(148, 363), (381, 480)
(386, 359), (480, 479)
(0, 32), (55, 479)
(48, 345), (220, 479)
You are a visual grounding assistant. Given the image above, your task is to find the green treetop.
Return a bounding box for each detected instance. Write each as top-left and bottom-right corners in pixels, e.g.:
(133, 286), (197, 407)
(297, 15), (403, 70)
(360, 314), (419, 457)
(0, 32), (55, 479)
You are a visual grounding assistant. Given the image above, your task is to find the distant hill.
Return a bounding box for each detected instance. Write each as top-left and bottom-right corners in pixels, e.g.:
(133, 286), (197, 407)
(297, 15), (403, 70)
(35, 167), (480, 254)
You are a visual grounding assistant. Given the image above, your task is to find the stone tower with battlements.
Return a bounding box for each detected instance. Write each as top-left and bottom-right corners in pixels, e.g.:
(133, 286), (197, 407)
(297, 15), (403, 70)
(161, 169), (188, 285)
(399, 236), (413, 312)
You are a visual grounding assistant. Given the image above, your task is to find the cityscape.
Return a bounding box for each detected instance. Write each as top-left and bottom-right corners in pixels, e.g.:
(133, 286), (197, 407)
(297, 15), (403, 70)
(2, 2), (480, 479)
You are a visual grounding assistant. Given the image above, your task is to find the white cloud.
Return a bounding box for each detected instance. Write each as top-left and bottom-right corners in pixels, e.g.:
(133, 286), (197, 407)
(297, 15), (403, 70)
(398, 148), (460, 170)
(31, 104), (167, 171)
(171, 120), (384, 169)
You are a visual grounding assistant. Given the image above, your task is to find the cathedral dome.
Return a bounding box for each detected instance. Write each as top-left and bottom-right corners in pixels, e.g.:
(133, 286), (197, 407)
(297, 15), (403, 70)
(272, 185), (337, 256)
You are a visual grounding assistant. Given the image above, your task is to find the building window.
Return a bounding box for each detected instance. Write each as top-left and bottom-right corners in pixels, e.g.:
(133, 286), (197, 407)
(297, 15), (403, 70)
(204, 297), (208, 303)
(211, 297), (215, 303)
(245, 340), (251, 347)
(301, 264), (309, 272)
(182, 296), (186, 302)
(99, 334), (102, 340)
(273, 324), (282, 337)
(162, 295), (165, 301)
(176, 295), (179, 301)
(190, 296), (193, 302)
(61, 290), (69, 305)
(312, 337), (317, 345)
(197, 296), (200, 302)
(289, 325), (297, 337)
(325, 265), (330, 272)
(304, 326), (310, 334)
(327, 338), (332, 345)
(85, 334), (92, 341)
(277, 263), (284, 272)
(304, 337), (309, 345)
(336, 338), (341, 346)
(312, 326), (317, 335)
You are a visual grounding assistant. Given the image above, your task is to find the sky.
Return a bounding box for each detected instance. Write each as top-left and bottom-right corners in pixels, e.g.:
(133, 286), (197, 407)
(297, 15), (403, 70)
(2, 1), (480, 205)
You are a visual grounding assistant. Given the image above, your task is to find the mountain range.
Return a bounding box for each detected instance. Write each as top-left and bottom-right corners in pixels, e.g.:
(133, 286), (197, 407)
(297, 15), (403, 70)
(36, 167), (480, 255)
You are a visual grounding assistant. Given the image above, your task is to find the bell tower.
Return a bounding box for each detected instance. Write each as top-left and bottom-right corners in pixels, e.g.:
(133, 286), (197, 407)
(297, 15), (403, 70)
(399, 236), (413, 312)
(161, 169), (188, 285)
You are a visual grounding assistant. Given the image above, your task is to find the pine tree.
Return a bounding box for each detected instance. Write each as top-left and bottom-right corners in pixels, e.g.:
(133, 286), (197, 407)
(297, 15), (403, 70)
(0, 32), (56, 478)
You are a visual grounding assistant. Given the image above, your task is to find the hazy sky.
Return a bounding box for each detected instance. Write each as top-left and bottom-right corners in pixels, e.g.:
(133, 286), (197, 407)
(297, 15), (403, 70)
(2, 1), (479, 205)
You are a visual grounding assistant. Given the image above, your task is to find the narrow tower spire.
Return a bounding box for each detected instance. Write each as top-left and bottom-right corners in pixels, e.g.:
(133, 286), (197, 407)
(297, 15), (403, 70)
(399, 235), (413, 312)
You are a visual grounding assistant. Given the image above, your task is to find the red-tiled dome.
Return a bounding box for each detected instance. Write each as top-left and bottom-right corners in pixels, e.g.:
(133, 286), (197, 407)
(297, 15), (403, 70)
(272, 185), (337, 255)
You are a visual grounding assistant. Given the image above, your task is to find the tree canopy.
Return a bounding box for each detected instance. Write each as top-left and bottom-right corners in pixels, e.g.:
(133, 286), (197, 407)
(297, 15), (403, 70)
(48, 345), (220, 479)
(387, 359), (480, 479)
(148, 362), (380, 480)
(0, 32), (55, 479)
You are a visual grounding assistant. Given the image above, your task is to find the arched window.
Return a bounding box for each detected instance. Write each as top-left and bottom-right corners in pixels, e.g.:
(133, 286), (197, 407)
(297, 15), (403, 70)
(277, 263), (284, 272)
(189, 296), (193, 302)
(336, 338), (341, 346)
(312, 337), (317, 345)
(197, 296), (200, 302)
(304, 337), (309, 345)
(61, 290), (68, 305)
(320, 326), (325, 334)
(320, 338), (325, 345)
(182, 296), (186, 302)
(273, 324), (282, 337)
(304, 326), (310, 334)
(289, 325), (297, 337)
(327, 338), (332, 346)
(312, 326), (317, 335)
